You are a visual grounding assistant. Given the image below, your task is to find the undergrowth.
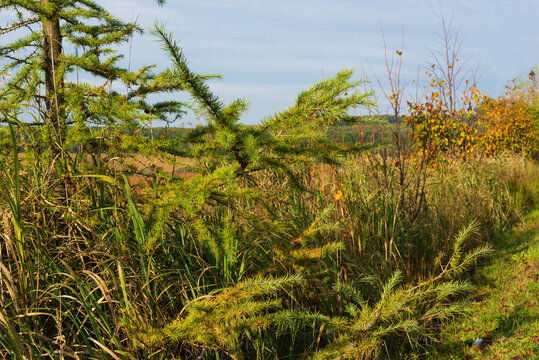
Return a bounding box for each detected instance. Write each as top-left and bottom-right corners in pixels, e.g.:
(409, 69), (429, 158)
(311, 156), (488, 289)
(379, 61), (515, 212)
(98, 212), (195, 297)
(0, 120), (537, 359)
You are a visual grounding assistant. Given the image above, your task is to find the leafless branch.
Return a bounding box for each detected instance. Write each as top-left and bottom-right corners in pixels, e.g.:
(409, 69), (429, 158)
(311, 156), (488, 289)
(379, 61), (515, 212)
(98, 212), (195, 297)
(0, 17), (40, 35)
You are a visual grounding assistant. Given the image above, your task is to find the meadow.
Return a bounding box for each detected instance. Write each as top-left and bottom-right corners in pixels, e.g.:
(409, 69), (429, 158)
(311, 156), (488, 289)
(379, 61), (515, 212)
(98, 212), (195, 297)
(0, 111), (539, 359)
(1, 1), (538, 359)
(0, 119), (537, 359)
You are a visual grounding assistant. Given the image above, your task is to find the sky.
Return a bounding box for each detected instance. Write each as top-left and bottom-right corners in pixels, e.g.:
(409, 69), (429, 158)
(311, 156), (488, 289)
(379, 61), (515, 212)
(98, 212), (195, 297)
(2, 1), (538, 125)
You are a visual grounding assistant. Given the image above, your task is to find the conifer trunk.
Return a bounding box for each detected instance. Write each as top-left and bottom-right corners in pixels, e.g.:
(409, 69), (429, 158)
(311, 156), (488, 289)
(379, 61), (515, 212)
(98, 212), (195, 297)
(41, 0), (65, 148)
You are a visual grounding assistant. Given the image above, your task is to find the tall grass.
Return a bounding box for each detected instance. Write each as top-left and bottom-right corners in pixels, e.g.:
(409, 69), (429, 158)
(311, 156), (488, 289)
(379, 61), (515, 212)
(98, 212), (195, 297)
(0, 121), (537, 358)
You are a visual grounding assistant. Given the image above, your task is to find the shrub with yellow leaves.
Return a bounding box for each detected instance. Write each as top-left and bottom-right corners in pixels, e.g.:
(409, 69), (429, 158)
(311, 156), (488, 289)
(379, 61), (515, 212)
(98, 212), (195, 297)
(476, 71), (538, 158)
(406, 66), (538, 162)
(404, 69), (484, 162)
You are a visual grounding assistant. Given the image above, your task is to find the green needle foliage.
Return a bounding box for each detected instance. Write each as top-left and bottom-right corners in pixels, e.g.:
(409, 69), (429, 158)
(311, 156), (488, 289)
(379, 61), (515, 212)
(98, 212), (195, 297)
(151, 23), (376, 177)
(131, 274), (305, 359)
(318, 226), (492, 360)
(0, 0), (188, 155)
(139, 25), (377, 282)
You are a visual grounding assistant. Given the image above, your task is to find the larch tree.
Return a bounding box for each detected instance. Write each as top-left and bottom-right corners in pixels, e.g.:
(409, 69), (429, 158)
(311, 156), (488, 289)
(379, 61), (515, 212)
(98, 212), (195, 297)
(0, 0), (183, 154)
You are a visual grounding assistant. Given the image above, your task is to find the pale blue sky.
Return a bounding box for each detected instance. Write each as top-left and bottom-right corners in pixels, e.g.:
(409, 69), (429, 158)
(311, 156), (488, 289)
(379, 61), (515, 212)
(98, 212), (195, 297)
(2, 1), (538, 125)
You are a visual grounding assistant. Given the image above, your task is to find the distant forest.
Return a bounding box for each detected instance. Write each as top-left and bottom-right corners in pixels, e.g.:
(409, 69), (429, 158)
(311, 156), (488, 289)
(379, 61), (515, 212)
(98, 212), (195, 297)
(138, 115), (401, 146)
